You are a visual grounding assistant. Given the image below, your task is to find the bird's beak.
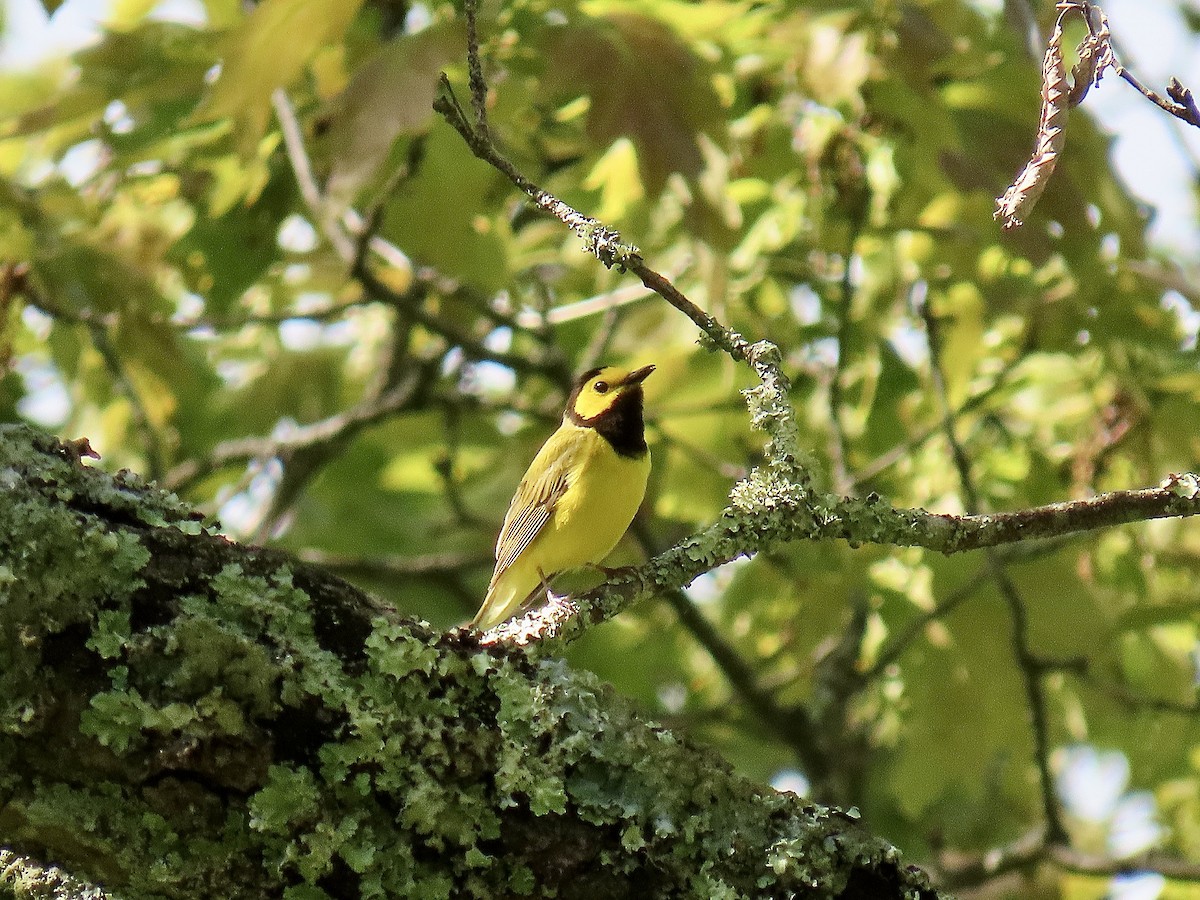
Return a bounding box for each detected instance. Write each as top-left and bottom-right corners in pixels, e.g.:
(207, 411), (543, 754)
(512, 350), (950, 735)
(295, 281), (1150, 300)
(623, 365), (656, 385)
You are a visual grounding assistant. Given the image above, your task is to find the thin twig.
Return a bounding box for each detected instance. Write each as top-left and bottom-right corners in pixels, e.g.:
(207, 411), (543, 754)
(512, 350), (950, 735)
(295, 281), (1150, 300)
(809, 590), (872, 804)
(298, 547), (491, 578)
(164, 368), (432, 491)
(271, 74), (565, 382)
(88, 324), (166, 481)
(863, 538), (1074, 681)
(515, 280), (660, 329)
(850, 354), (1021, 487)
(865, 570), (984, 681)
(918, 294), (1067, 844)
(435, 403), (485, 527)
(653, 426), (749, 481)
(0, 262), (30, 373)
(1075, 669), (1200, 716)
(352, 264), (568, 379)
(272, 88), (357, 262)
(1118, 69), (1200, 129)
(628, 520), (830, 785)
(938, 827), (1200, 888)
(827, 221), (864, 495)
(665, 586), (828, 782)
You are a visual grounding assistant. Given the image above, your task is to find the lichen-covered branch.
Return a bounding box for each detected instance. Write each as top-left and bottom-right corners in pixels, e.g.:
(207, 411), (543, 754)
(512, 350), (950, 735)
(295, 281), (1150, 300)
(0, 425), (942, 899)
(482, 470), (1200, 645)
(433, 2), (808, 479)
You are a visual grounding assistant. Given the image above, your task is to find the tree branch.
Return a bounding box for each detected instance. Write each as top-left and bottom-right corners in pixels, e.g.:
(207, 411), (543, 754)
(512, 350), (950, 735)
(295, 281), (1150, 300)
(162, 366), (434, 491)
(917, 293), (1066, 843)
(938, 828), (1200, 889)
(0, 423), (944, 900)
(480, 473), (1200, 646)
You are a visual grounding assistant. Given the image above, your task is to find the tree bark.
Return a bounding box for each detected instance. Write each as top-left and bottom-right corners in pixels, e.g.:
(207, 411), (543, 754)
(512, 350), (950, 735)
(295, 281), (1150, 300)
(0, 425), (943, 899)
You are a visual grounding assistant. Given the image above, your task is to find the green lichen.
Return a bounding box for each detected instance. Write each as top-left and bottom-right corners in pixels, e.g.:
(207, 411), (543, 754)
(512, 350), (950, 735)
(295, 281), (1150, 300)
(0, 428), (161, 741)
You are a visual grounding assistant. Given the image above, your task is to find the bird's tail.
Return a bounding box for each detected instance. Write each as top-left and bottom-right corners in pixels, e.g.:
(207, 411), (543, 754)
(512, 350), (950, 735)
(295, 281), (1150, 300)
(470, 570), (538, 631)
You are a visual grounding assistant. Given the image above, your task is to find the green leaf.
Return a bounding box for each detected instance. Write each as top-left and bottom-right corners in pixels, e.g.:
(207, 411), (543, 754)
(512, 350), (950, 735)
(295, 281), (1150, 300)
(195, 0), (366, 147)
(542, 9), (723, 193)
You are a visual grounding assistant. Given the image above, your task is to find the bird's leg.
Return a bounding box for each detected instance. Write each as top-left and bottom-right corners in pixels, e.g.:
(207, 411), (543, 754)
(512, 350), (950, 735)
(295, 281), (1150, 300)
(537, 567), (560, 600)
(514, 569), (558, 618)
(584, 563), (638, 580)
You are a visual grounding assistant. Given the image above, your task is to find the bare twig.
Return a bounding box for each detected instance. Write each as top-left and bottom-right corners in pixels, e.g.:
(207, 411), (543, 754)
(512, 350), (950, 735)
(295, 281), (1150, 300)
(939, 827), (1200, 888)
(88, 323), (167, 481)
(1117, 71), (1200, 129)
(827, 220), (864, 495)
(434, 403), (485, 527)
(1075, 669), (1200, 717)
(863, 538), (1074, 681)
(272, 88), (357, 262)
(515, 281), (660, 329)
(865, 569), (985, 681)
(625, 519), (830, 787)
(164, 368), (432, 491)
(0, 261), (30, 373)
(850, 354), (1021, 488)
(298, 547), (491, 579)
(917, 295), (1066, 843)
(665, 585), (827, 782)
(809, 591), (872, 804)
(274, 82), (566, 380)
(13, 272), (165, 479)
(273, 89), (452, 281)
(352, 264), (568, 380)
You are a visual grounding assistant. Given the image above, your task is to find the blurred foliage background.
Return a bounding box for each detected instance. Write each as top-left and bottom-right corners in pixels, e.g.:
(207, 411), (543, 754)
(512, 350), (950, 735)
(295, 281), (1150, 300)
(2, 0), (1200, 896)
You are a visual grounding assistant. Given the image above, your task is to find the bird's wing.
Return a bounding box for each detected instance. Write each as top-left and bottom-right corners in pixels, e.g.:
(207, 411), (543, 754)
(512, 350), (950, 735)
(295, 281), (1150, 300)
(492, 430), (579, 579)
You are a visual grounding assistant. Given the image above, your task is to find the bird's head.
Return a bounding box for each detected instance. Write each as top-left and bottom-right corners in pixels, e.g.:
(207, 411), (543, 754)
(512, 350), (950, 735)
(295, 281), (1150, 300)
(566, 364), (655, 423)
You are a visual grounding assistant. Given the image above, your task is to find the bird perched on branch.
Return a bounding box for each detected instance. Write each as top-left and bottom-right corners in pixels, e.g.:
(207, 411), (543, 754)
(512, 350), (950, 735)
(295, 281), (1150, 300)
(470, 364), (655, 630)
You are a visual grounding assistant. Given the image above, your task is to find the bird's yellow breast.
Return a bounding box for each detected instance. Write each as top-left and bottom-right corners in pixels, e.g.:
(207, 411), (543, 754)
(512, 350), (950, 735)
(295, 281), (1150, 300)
(528, 423), (650, 574)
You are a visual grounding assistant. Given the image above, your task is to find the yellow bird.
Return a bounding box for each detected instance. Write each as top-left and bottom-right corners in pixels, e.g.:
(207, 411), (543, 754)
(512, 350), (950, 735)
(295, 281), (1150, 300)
(470, 364), (655, 630)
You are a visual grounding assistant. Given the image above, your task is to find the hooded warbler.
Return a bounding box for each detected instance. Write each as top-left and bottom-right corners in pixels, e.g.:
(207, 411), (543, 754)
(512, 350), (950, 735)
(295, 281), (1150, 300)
(470, 364), (655, 630)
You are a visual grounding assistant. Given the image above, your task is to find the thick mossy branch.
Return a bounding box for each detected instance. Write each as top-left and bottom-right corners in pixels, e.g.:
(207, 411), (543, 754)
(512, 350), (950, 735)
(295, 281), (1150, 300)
(0, 425), (941, 899)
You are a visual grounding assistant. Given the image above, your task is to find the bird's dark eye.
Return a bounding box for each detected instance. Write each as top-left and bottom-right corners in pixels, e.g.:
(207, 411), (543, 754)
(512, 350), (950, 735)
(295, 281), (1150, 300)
(594, 381), (609, 394)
